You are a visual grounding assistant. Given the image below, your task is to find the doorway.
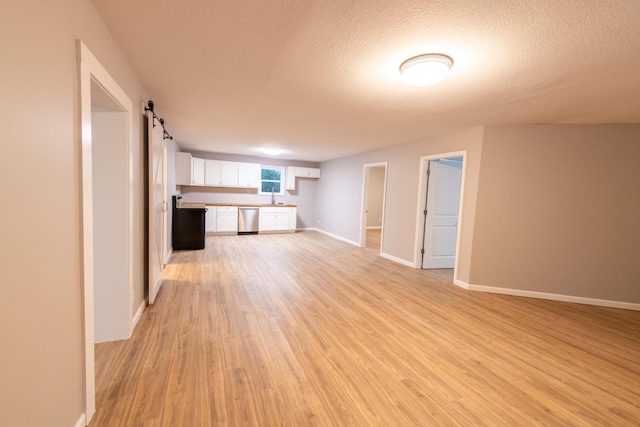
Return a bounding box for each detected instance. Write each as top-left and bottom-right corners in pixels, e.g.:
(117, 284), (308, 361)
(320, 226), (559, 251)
(360, 162), (387, 251)
(78, 41), (134, 423)
(415, 152), (466, 276)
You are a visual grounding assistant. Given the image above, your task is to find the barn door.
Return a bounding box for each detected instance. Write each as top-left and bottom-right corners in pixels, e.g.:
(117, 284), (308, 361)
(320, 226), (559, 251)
(148, 112), (167, 304)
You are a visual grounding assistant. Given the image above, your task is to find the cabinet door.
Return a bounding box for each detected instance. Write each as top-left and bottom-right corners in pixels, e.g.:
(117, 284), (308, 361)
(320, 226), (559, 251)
(219, 161), (238, 186)
(205, 207), (216, 233)
(204, 160), (220, 186)
(215, 206), (238, 232)
(259, 211), (277, 231)
(289, 207), (297, 230)
(275, 212), (291, 230)
(192, 157), (205, 185)
(285, 166), (296, 191)
(238, 163), (260, 188)
(296, 167), (321, 178)
(216, 213), (238, 232)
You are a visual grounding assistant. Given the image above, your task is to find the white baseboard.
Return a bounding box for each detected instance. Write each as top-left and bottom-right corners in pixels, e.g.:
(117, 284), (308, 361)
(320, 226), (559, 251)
(74, 413), (86, 427)
(132, 300), (145, 330)
(380, 252), (415, 268)
(313, 228), (360, 247)
(460, 281), (640, 311)
(454, 279), (470, 289)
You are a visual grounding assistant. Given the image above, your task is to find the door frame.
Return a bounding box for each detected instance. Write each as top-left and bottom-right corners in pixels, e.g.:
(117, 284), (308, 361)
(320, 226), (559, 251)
(414, 151), (467, 280)
(78, 40), (134, 423)
(359, 162), (388, 249)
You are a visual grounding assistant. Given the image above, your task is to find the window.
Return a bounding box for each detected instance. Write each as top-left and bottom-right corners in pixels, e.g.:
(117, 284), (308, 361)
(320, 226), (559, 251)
(260, 165), (285, 195)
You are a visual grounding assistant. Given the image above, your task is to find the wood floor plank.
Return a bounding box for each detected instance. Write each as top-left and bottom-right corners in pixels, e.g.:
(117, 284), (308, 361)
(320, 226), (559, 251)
(91, 230), (640, 426)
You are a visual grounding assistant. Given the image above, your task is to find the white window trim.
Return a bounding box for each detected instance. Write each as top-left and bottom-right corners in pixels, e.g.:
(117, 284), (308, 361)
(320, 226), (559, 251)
(259, 165), (285, 195)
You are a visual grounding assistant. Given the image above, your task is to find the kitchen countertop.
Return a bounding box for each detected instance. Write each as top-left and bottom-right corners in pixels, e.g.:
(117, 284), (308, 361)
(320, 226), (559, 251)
(178, 202), (297, 208)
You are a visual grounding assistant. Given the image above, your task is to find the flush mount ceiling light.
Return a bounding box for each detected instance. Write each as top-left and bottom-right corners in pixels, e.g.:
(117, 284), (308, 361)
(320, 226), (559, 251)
(259, 147), (284, 155)
(399, 53), (453, 87)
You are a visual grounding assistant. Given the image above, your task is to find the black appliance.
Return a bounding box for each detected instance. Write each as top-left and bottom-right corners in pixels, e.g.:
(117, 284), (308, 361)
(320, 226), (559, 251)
(172, 195), (206, 250)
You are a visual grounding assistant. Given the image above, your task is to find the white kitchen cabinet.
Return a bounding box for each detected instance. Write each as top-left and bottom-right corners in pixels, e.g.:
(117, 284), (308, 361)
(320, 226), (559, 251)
(215, 206), (238, 234)
(205, 205), (238, 235)
(285, 166), (321, 191)
(237, 162), (260, 188)
(288, 206), (297, 230)
(179, 155), (262, 189)
(205, 160), (239, 187)
(205, 207), (216, 233)
(259, 206), (296, 233)
(176, 152), (205, 185)
(192, 158), (205, 185)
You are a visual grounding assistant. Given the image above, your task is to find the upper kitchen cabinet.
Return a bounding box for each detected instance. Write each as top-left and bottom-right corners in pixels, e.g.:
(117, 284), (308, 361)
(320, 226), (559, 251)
(237, 162), (260, 188)
(205, 160), (238, 187)
(286, 166), (321, 191)
(176, 152), (205, 185)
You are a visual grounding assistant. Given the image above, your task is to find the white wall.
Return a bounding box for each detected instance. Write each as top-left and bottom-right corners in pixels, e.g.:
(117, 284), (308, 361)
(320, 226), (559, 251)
(0, 0), (148, 425)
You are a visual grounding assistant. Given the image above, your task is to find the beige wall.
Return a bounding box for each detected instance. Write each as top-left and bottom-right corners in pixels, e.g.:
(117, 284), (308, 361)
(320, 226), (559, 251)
(0, 0), (148, 425)
(470, 124), (640, 303)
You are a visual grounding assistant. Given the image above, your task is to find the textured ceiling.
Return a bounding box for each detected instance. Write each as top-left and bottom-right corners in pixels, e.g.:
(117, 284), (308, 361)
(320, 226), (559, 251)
(91, 0), (640, 162)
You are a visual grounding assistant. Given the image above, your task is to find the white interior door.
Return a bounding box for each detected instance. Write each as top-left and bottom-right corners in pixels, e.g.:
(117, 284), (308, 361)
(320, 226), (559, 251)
(423, 159), (462, 269)
(148, 113), (167, 304)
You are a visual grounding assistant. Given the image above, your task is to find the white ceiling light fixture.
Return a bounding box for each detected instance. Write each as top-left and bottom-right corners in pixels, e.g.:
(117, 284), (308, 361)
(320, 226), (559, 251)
(399, 53), (454, 87)
(259, 147), (284, 155)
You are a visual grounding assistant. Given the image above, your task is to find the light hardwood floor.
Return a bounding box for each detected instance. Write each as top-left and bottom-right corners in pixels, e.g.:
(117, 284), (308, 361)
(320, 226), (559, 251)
(91, 231), (640, 426)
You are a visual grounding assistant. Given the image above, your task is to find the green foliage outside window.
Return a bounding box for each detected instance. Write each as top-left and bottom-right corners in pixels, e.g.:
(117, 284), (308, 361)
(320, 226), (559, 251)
(260, 166), (284, 194)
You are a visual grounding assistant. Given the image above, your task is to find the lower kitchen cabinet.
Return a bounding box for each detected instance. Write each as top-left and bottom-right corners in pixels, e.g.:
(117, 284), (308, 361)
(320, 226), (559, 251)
(205, 206), (238, 235)
(259, 207), (296, 233)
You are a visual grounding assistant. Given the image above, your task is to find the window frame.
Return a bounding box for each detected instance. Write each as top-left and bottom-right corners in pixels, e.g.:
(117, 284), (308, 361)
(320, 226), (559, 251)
(259, 165), (285, 195)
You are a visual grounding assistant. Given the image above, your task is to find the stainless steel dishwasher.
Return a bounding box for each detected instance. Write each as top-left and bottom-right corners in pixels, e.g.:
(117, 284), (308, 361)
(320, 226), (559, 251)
(238, 207), (259, 234)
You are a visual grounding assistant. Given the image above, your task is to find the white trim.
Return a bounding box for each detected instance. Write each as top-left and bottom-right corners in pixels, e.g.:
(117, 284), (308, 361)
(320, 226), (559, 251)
(132, 300), (146, 329)
(413, 151), (467, 286)
(73, 413), (86, 427)
(454, 279), (640, 311)
(380, 252), (415, 267)
(78, 39), (134, 423)
(466, 283), (640, 311)
(151, 272), (164, 304)
(453, 279), (470, 289)
(314, 228), (360, 247)
(366, 226), (382, 230)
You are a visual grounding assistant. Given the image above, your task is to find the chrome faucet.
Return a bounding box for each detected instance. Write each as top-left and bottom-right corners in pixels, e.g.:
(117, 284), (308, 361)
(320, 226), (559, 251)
(271, 187), (276, 205)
